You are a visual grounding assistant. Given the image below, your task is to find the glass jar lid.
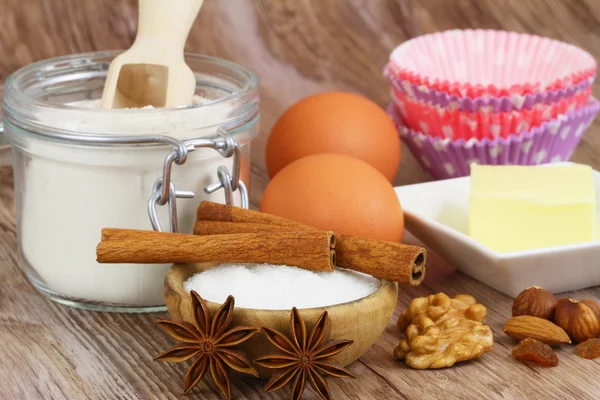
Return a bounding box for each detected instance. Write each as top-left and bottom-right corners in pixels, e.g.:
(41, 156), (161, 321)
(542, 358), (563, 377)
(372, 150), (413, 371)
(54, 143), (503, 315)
(3, 51), (259, 139)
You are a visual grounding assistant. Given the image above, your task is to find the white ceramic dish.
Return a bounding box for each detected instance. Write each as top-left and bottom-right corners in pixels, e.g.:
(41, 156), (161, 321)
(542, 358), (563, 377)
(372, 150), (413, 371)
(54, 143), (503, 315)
(395, 163), (600, 297)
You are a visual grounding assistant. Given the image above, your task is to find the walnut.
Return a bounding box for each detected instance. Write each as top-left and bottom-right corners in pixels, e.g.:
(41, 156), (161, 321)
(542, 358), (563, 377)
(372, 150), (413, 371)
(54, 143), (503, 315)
(394, 315), (493, 369)
(397, 293), (487, 331)
(394, 293), (493, 369)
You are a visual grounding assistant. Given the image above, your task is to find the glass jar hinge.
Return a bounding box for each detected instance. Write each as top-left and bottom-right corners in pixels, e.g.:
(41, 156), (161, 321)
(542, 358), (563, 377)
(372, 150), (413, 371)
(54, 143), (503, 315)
(147, 128), (249, 232)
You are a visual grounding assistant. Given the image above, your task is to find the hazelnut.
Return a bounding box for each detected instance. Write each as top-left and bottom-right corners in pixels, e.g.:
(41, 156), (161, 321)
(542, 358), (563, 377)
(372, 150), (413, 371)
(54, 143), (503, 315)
(512, 286), (558, 320)
(554, 298), (600, 343)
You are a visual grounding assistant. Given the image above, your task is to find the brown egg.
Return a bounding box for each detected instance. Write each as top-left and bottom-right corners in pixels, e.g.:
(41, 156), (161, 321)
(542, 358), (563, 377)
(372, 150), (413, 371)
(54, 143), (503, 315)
(260, 153), (404, 242)
(266, 92), (401, 182)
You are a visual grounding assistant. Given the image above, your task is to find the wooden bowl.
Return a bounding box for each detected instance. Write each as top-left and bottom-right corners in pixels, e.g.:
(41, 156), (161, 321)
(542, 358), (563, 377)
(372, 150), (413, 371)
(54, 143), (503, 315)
(164, 263), (398, 378)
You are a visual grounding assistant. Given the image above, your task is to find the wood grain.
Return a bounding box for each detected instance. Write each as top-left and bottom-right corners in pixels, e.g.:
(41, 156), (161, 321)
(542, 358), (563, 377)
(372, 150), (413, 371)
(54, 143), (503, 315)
(1, 0), (600, 399)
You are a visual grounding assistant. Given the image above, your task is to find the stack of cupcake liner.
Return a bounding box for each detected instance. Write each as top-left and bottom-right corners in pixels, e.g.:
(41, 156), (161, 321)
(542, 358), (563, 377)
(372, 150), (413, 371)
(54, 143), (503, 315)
(392, 87), (592, 140)
(385, 29), (599, 179)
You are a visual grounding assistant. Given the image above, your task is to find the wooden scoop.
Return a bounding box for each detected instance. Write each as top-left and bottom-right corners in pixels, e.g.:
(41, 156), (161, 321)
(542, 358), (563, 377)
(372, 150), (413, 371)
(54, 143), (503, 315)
(101, 0), (203, 109)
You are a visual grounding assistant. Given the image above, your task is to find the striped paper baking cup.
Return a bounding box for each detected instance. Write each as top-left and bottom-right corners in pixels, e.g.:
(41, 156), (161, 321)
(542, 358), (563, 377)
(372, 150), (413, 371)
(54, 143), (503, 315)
(388, 30), (597, 99)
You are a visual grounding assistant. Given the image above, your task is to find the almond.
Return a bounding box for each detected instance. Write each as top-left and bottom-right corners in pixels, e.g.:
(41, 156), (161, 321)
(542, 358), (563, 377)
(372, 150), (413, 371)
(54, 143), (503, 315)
(503, 315), (571, 346)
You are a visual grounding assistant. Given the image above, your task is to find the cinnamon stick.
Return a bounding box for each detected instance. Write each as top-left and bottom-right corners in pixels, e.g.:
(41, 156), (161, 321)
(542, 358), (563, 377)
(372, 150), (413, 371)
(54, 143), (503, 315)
(97, 228), (336, 272)
(195, 202), (426, 285)
(194, 221), (282, 235)
(197, 201), (312, 230)
(335, 235), (425, 285)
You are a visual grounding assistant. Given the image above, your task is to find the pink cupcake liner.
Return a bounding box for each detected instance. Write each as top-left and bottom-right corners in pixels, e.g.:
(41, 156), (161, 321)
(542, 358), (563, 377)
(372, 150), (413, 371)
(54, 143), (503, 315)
(388, 30), (597, 98)
(392, 86), (592, 140)
(384, 64), (594, 112)
(388, 99), (600, 180)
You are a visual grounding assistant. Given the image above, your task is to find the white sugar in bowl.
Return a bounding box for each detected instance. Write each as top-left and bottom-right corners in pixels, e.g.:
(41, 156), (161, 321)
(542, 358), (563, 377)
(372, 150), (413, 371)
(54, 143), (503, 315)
(2, 52), (260, 312)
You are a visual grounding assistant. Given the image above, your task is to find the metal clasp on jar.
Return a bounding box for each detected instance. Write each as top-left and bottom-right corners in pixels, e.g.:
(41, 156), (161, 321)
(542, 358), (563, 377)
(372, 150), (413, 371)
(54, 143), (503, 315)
(147, 127), (248, 232)
(0, 118), (247, 232)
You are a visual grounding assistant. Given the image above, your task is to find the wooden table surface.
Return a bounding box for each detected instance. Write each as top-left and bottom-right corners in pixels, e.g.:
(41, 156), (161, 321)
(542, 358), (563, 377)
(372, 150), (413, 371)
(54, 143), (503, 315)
(1, 1), (600, 399)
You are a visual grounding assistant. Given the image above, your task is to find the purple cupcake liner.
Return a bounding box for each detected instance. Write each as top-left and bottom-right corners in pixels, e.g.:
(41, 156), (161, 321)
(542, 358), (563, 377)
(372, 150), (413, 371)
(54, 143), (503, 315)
(388, 99), (600, 180)
(384, 64), (595, 113)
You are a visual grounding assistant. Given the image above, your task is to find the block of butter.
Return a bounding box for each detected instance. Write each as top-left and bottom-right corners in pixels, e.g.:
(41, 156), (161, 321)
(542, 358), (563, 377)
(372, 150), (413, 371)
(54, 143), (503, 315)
(469, 164), (596, 252)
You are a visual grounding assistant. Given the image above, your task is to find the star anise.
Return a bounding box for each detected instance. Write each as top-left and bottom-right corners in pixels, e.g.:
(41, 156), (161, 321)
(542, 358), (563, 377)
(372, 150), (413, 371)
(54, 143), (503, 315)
(254, 308), (355, 400)
(154, 291), (259, 399)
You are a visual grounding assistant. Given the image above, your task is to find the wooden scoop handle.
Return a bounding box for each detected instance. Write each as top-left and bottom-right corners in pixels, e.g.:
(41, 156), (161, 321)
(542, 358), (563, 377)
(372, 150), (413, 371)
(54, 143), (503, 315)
(135, 0), (204, 50)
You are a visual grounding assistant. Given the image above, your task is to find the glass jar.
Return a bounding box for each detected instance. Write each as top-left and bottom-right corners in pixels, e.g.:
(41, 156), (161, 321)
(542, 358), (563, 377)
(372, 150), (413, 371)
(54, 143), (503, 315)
(2, 51), (259, 312)
(0, 87), (9, 165)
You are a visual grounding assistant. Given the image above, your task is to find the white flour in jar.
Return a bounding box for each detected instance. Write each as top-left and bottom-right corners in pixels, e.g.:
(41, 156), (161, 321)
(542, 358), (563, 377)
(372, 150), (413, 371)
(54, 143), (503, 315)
(19, 97), (247, 306)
